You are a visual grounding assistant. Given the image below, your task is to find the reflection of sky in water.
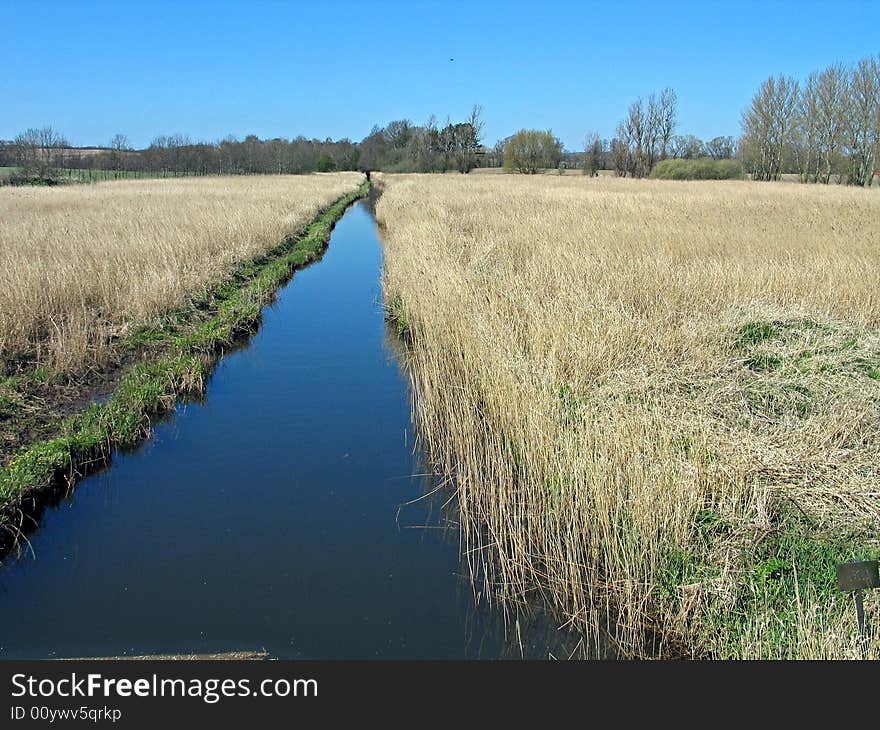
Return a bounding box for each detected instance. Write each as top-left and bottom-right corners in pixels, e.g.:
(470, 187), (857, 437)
(0, 202), (599, 660)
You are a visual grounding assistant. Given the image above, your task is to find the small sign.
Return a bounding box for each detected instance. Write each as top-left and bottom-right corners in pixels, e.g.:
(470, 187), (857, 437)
(836, 560), (880, 592)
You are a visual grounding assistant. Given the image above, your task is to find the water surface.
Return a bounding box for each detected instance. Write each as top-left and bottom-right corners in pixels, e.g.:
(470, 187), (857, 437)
(0, 201), (590, 659)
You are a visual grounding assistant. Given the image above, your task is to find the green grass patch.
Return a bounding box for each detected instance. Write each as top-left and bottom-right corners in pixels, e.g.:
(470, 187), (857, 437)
(744, 353), (783, 371)
(719, 512), (873, 657)
(385, 294), (412, 339)
(734, 321), (779, 349)
(659, 505), (875, 657)
(732, 318), (880, 386)
(853, 354), (880, 381)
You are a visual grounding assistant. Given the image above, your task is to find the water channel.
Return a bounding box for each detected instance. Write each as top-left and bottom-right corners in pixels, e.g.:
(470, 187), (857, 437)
(0, 200), (595, 659)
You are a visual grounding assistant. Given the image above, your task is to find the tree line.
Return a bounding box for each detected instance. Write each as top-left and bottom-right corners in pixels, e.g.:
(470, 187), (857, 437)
(0, 129), (361, 179)
(0, 106), (486, 181)
(740, 54), (880, 185)
(357, 106), (484, 173)
(4, 55), (877, 185)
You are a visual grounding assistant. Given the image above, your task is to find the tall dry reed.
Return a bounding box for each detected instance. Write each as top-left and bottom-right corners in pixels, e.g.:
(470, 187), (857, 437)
(376, 173), (880, 658)
(0, 173), (363, 372)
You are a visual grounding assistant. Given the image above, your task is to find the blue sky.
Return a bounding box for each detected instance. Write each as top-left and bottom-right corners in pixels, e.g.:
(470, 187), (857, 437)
(3, 0), (878, 150)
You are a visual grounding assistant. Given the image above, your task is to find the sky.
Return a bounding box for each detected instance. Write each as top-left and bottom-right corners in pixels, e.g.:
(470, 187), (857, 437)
(3, 0), (879, 151)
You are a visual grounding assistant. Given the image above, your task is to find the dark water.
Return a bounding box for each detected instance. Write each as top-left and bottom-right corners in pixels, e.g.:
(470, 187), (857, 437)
(0, 201), (588, 659)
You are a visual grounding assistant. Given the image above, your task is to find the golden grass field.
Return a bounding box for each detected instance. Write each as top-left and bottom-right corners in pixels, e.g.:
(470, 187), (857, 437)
(0, 173), (363, 373)
(375, 173), (880, 658)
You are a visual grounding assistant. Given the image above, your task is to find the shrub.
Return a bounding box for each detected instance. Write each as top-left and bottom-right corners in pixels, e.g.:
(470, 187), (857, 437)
(650, 157), (743, 180)
(315, 153), (337, 172)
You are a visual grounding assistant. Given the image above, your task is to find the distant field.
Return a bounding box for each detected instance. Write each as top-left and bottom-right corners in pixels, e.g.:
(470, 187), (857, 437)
(376, 174), (880, 658)
(0, 173), (364, 372)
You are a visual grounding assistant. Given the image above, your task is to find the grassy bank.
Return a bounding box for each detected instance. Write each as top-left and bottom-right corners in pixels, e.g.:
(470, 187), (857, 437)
(376, 173), (880, 659)
(0, 180), (368, 541)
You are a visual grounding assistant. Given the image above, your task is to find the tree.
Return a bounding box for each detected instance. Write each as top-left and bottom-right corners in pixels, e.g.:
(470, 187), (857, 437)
(738, 56), (880, 185)
(315, 153), (337, 172)
(583, 132), (604, 176)
(409, 115), (441, 172)
(816, 63), (848, 183)
(489, 138), (506, 168)
(13, 126), (68, 178)
(609, 138), (630, 176)
(618, 97), (648, 176)
(654, 87), (677, 161)
(384, 120), (413, 149)
(108, 133), (131, 172)
(844, 56), (879, 187)
(615, 88), (677, 177)
(794, 72), (821, 183)
(739, 75), (799, 181)
(451, 105), (484, 173)
(670, 134), (705, 159)
(503, 129), (563, 174)
(705, 136), (735, 159)
(353, 108), (487, 173)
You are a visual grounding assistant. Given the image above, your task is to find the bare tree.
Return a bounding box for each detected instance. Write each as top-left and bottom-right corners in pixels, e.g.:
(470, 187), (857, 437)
(108, 133), (131, 172)
(409, 115), (440, 172)
(670, 134), (705, 159)
(794, 72), (821, 183)
(620, 97), (648, 177)
(705, 136), (735, 159)
(110, 133), (130, 151)
(655, 87), (677, 161)
(616, 88), (677, 177)
(609, 137), (629, 177)
(384, 120), (413, 149)
(816, 63), (848, 183)
(13, 126), (68, 178)
(455, 104), (484, 173)
(489, 137), (506, 168)
(740, 75), (799, 181)
(740, 57), (880, 185)
(844, 56), (879, 186)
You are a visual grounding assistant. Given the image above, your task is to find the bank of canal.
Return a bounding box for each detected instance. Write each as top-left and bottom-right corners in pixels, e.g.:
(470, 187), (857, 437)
(0, 200), (591, 659)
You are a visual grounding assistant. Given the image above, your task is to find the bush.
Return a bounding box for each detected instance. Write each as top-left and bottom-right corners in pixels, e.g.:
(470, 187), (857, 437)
(650, 158), (743, 180)
(315, 154), (337, 172)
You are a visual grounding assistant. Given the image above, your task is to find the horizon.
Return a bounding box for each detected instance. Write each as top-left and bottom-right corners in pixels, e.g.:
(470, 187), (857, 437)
(4, 0), (880, 151)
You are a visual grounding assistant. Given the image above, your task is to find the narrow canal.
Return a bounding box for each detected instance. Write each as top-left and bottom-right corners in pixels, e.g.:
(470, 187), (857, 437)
(0, 200), (587, 659)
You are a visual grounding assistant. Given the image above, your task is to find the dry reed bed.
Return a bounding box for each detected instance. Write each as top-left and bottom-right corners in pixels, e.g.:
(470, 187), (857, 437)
(0, 173), (363, 373)
(376, 174), (880, 658)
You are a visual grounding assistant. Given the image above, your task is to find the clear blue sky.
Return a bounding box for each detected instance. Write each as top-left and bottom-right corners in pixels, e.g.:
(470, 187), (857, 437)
(3, 0), (878, 150)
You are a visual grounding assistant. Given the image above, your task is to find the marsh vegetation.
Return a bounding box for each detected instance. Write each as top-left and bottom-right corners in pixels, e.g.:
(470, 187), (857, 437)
(0, 173), (363, 373)
(376, 173), (880, 658)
